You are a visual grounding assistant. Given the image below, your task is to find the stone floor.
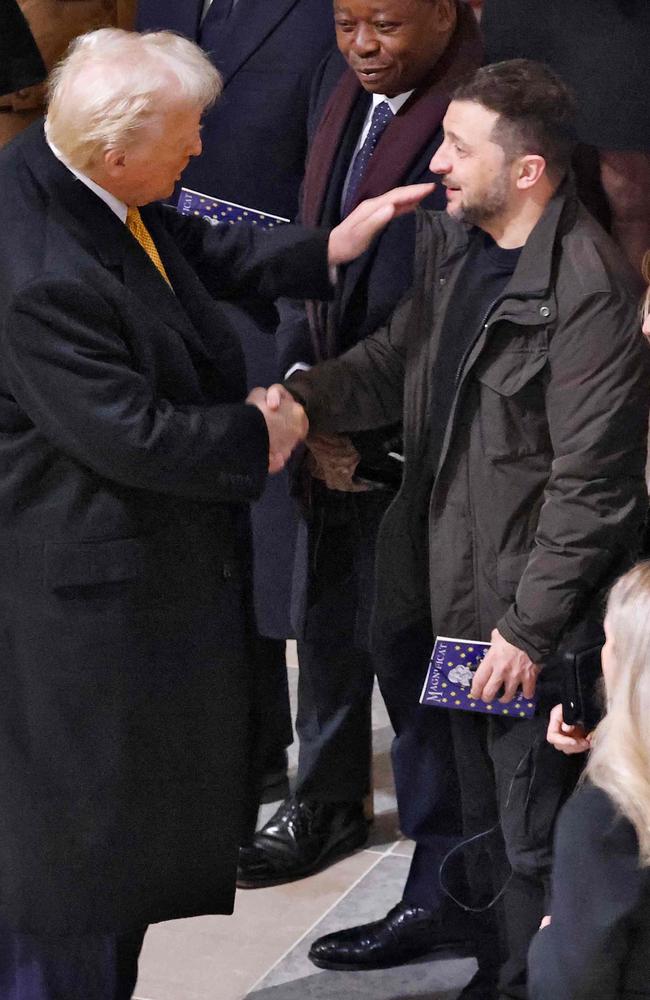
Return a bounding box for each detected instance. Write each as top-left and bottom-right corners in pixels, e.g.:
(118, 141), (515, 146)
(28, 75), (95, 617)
(133, 643), (476, 1000)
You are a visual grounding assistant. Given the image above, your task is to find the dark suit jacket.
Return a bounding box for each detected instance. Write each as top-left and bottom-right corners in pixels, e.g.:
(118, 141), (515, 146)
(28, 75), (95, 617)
(277, 3), (481, 642)
(529, 783), (650, 999)
(136, 0), (335, 221)
(0, 122), (331, 934)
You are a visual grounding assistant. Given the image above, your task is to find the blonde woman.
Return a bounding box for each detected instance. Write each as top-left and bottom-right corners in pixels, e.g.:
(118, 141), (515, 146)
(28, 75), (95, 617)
(528, 560), (650, 999)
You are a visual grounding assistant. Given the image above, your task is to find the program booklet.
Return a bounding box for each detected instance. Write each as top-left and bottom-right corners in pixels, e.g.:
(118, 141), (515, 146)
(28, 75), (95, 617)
(176, 187), (290, 230)
(419, 636), (538, 719)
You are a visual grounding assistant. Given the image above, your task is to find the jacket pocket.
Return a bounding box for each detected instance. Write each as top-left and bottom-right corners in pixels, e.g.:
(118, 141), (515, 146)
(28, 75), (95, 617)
(475, 348), (548, 397)
(45, 538), (144, 591)
(474, 344), (549, 461)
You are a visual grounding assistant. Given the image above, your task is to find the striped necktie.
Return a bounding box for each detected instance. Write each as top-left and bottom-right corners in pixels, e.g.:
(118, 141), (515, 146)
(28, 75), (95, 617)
(126, 207), (172, 289)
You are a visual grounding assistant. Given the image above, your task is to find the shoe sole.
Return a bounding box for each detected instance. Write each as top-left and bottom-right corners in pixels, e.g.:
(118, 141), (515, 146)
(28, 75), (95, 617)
(236, 825), (369, 889)
(308, 939), (472, 971)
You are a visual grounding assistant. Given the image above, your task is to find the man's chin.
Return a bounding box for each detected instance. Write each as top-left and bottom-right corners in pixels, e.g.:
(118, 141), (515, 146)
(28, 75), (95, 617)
(446, 202), (464, 222)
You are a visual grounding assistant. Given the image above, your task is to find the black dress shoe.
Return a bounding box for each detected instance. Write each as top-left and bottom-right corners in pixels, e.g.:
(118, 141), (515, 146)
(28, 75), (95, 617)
(236, 796), (368, 888)
(308, 900), (471, 970)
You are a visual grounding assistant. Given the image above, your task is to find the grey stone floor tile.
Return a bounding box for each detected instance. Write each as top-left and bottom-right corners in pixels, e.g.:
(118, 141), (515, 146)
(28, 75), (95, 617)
(249, 853), (475, 996)
(248, 957), (477, 1000)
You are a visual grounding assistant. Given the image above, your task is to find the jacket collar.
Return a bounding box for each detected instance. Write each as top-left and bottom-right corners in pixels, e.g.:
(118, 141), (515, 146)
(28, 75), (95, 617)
(436, 174), (579, 322)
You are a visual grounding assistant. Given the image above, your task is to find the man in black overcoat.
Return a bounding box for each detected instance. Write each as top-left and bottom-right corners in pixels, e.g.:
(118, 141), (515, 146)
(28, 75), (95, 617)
(0, 26), (429, 999)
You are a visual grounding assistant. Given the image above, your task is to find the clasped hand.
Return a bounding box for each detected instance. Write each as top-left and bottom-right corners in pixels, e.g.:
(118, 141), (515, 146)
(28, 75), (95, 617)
(246, 384), (308, 473)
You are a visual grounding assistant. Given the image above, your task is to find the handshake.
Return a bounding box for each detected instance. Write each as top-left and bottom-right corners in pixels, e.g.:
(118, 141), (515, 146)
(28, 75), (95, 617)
(246, 384), (308, 474)
(246, 384), (365, 489)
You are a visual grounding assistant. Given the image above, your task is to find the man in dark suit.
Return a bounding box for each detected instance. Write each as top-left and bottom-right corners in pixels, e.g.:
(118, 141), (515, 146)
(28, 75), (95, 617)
(0, 27), (429, 998)
(238, 0), (483, 967)
(135, 0), (338, 800)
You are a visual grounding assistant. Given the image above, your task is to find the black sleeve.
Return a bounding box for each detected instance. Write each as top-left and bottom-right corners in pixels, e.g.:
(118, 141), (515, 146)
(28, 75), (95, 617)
(528, 784), (643, 1000)
(5, 278), (270, 502)
(157, 206), (334, 305)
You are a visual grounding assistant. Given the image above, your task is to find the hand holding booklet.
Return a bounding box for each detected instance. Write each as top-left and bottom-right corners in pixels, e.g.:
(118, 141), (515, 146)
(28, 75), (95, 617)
(420, 636), (538, 718)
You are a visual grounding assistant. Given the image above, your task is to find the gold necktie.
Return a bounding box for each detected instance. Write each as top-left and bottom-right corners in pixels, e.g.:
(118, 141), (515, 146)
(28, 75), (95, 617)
(126, 207), (172, 288)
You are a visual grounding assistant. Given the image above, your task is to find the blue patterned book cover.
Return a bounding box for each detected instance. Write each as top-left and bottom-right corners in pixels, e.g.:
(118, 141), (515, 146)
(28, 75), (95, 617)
(419, 636), (538, 719)
(177, 187), (290, 230)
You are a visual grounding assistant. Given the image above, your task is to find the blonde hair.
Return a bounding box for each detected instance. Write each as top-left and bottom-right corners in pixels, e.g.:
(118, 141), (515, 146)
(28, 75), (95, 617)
(45, 29), (222, 172)
(586, 561), (650, 864)
(642, 250), (650, 324)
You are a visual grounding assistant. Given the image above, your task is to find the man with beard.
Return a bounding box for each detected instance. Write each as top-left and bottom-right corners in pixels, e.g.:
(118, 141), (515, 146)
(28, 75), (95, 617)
(276, 60), (650, 998)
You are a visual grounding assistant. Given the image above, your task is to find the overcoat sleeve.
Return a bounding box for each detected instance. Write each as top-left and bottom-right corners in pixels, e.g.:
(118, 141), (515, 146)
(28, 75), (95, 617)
(528, 784), (643, 1000)
(5, 277), (270, 502)
(158, 207), (334, 304)
(285, 292), (412, 430)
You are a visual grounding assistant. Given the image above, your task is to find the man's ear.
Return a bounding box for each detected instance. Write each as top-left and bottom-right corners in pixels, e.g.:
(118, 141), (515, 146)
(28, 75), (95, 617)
(103, 147), (127, 178)
(516, 154), (547, 190)
(436, 0), (457, 31)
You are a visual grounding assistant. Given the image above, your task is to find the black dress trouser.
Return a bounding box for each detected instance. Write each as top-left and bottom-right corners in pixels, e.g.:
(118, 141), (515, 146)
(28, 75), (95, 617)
(294, 488), (392, 802)
(449, 660), (583, 999)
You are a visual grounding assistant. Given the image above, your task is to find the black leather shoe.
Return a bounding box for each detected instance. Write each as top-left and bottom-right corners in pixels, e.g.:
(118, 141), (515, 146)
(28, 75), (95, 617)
(307, 900), (471, 970)
(236, 796), (368, 888)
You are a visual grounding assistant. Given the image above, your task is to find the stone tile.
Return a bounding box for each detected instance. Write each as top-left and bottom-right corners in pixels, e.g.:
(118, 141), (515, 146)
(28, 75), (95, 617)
(286, 640), (298, 669)
(248, 958), (476, 1000)
(134, 850), (379, 1000)
(250, 854), (476, 998)
(253, 854), (410, 990)
(390, 837), (416, 859)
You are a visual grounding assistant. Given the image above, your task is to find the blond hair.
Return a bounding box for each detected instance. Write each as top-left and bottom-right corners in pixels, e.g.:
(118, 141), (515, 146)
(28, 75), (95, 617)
(586, 561), (650, 864)
(46, 29), (222, 172)
(642, 250), (650, 324)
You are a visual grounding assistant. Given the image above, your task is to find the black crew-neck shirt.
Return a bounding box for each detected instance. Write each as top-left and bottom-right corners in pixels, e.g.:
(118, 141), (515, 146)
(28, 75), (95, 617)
(429, 230), (523, 475)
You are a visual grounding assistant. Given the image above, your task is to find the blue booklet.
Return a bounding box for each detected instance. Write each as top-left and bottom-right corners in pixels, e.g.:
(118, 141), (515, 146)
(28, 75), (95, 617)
(176, 187), (290, 230)
(419, 636), (538, 719)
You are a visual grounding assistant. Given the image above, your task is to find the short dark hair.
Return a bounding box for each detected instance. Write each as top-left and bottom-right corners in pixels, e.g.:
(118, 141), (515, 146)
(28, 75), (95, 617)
(452, 59), (577, 180)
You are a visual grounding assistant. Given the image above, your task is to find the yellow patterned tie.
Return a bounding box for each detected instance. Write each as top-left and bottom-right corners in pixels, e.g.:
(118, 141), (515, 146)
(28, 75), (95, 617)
(126, 207), (172, 289)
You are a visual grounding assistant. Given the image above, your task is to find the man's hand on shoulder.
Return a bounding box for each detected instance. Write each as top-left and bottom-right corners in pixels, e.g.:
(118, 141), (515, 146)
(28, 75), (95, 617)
(470, 628), (540, 703)
(328, 183), (435, 266)
(246, 385), (308, 473)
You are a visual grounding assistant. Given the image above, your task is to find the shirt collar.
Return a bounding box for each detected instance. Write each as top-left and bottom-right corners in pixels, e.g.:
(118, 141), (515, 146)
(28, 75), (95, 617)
(46, 133), (128, 224)
(371, 90), (414, 116)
